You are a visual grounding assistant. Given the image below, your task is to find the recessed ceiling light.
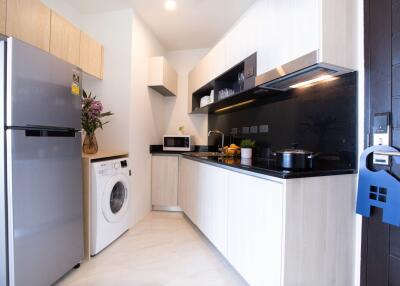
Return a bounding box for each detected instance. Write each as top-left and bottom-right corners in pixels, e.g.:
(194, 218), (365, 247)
(164, 0), (177, 11)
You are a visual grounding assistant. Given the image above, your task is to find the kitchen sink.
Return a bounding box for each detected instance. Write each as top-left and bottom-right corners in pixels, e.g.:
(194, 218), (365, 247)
(185, 152), (225, 157)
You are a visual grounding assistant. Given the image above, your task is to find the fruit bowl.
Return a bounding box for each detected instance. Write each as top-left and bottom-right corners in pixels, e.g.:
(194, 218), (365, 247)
(223, 144), (241, 157)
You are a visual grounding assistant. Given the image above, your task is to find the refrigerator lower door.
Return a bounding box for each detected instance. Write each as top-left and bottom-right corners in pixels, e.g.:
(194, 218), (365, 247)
(6, 38), (82, 129)
(6, 129), (83, 286)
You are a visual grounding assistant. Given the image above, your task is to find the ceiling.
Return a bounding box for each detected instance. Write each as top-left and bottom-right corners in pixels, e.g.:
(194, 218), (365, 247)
(130, 0), (256, 50)
(67, 0), (256, 50)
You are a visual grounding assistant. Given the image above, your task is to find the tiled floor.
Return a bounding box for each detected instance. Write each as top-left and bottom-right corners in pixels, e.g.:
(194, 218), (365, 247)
(56, 211), (247, 286)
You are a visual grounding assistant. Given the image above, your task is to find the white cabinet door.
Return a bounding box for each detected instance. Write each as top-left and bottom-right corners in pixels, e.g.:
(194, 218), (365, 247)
(196, 163), (228, 256)
(178, 158), (199, 222)
(178, 157), (189, 213)
(179, 158), (228, 255)
(225, 14), (257, 71)
(226, 172), (284, 286)
(206, 39), (226, 80)
(151, 156), (179, 208)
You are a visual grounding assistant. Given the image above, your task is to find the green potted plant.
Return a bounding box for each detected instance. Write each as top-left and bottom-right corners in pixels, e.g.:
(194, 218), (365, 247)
(81, 90), (113, 154)
(240, 139), (256, 159)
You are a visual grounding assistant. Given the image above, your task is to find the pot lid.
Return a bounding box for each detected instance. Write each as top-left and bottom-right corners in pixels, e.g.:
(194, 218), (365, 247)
(276, 149), (313, 155)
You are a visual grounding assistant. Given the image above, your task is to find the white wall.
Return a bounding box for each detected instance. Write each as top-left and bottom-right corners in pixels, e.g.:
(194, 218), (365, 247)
(129, 12), (166, 225)
(41, 1), (168, 227)
(80, 10), (133, 153)
(41, 0), (82, 27)
(164, 49), (209, 145)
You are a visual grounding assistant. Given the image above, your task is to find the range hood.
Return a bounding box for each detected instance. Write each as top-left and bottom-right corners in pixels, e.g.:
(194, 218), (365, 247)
(255, 50), (352, 91)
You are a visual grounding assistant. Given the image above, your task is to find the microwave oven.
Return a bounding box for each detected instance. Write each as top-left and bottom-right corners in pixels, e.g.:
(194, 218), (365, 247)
(163, 135), (195, 151)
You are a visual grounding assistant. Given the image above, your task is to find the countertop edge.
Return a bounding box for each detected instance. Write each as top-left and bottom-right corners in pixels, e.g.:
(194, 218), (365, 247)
(180, 154), (357, 180)
(150, 151), (357, 180)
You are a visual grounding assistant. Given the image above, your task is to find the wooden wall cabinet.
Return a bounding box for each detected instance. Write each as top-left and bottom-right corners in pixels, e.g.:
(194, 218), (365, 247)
(5, 0), (104, 80)
(6, 0), (51, 52)
(151, 155), (179, 210)
(50, 11), (80, 67)
(148, 56), (178, 97)
(0, 0), (6, 35)
(80, 32), (104, 79)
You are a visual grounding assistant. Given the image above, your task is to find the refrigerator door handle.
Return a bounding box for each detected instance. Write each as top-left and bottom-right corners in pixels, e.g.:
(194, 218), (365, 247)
(25, 129), (77, 138)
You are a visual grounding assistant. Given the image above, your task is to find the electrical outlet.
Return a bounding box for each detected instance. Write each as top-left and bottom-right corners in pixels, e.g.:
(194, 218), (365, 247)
(250, 126), (258, 134)
(231, 128), (238, 135)
(259, 124), (269, 133)
(242, 127), (250, 134)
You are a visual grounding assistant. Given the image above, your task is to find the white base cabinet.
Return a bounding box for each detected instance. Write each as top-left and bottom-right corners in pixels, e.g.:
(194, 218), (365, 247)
(226, 172), (284, 286)
(178, 157), (357, 286)
(151, 155), (179, 209)
(179, 158), (228, 255)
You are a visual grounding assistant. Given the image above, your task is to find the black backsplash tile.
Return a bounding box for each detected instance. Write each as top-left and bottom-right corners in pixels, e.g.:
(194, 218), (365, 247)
(208, 72), (358, 168)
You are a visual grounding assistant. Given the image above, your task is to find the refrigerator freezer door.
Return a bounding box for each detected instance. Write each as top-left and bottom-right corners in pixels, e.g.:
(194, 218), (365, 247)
(6, 38), (82, 130)
(7, 129), (83, 286)
(0, 41), (7, 286)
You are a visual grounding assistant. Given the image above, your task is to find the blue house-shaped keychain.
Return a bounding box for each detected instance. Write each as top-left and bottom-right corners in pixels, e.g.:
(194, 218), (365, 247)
(356, 145), (400, 227)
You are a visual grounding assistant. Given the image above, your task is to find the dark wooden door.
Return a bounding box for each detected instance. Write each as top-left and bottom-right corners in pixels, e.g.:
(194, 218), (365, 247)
(362, 0), (400, 285)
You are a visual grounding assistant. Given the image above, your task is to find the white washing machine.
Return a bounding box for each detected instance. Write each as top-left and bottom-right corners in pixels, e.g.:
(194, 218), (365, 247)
(91, 157), (131, 255)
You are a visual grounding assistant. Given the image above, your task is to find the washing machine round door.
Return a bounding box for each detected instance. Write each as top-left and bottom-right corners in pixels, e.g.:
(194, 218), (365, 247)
(102, 174), (130, 223)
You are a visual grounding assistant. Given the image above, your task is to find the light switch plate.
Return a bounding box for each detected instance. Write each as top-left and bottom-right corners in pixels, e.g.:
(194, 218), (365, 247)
(259, 124), (269, 133)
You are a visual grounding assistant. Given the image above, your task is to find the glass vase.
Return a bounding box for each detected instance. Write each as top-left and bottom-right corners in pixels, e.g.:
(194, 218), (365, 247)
(83, 133), (98, 154)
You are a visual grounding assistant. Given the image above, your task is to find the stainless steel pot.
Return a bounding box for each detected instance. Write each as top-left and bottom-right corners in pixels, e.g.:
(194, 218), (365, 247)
(273, 148), (320, 170)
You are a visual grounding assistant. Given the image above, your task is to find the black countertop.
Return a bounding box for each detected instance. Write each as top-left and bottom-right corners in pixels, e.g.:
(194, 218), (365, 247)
(181, 154), (356, 179)
(150, 145), (357, 179)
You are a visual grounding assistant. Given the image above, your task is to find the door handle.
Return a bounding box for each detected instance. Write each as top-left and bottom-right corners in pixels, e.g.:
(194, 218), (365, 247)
(374, 151), (400, 157)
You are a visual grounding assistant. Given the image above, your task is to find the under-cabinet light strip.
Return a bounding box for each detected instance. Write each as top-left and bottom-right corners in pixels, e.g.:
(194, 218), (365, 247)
(214, 99), (256, 113)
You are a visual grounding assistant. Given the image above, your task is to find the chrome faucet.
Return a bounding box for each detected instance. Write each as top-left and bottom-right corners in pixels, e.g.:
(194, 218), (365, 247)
(208, 130), (225, 151)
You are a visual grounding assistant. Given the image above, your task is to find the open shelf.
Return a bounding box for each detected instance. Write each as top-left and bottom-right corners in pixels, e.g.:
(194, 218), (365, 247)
(191, 53), (257, 114)
(191, 86), (282, 114)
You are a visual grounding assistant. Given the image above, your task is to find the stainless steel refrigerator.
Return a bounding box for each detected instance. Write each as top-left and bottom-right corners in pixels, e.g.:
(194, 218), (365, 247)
(0, 38), (84, 286)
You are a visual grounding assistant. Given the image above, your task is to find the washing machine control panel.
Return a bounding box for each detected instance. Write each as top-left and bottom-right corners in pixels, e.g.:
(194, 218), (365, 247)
(96, 159), (129, 175)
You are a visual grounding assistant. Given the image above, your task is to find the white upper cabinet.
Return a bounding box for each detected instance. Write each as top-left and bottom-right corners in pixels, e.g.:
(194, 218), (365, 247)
(148, 56), (178, 97)
(225, 10), (257, 72)
(188, 0), (357, 99)
(319, 0), (358, 70)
